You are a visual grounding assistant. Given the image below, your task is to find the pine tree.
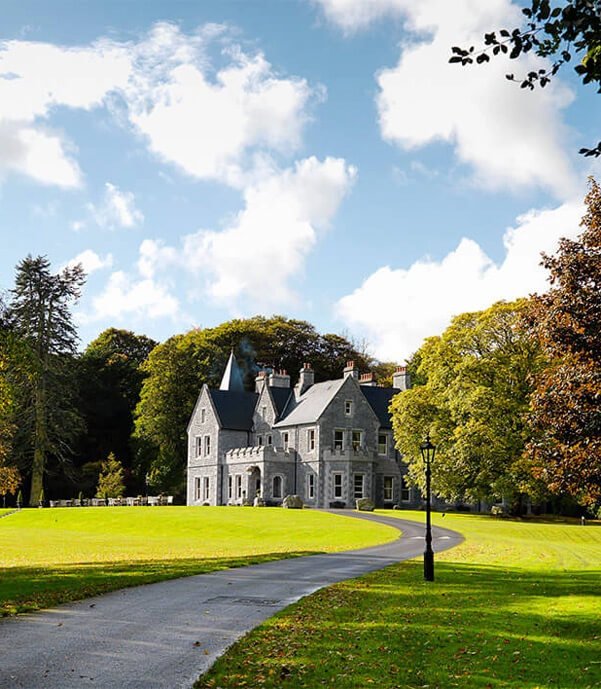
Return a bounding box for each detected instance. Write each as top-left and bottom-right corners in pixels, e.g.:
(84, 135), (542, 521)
(9, 255), (85, 506)
(96, 453), (126, 498)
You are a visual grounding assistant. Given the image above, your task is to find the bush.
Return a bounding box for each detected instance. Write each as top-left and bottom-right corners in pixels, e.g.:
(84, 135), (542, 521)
(356, 498), (375, 512)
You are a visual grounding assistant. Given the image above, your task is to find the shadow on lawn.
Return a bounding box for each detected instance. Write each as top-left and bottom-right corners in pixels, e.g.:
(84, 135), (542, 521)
(0, 551), (319, 617)
(197, 560), (601, 689)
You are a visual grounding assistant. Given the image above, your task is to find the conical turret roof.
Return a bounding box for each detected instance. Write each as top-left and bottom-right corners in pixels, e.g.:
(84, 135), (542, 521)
(219, 350), (244, 391)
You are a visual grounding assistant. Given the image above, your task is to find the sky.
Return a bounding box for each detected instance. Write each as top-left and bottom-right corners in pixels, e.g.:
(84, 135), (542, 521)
(1, 0), (599, 362)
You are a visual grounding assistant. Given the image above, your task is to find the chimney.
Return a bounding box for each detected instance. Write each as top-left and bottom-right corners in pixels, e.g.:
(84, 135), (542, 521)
(343, 360), (358, 380)
(269, 369), (290, 389)
(296, 363), (314, 396)
(255, 369), (268, 393)
(392, 366), (411, 391)
(359, 372), (377, 387)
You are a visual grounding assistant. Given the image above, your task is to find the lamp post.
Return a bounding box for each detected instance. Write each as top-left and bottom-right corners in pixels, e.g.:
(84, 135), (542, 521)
(420, 434), (436, 582)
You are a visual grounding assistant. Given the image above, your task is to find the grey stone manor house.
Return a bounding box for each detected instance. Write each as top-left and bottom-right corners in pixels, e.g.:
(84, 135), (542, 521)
(187, 353), (418, 508)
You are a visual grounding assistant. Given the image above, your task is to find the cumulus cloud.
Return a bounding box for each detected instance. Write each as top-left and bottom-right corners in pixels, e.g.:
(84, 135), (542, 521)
(313, 0), (577, 197)
(0, 23), (317, 189)
(87, 270), (179, 322)
(336, 199), (584, 361)
(0, 38), (131, 187)
(180, 156), (356, 306)
(63, 249), (113, 274)
(87, 182), (144, 229)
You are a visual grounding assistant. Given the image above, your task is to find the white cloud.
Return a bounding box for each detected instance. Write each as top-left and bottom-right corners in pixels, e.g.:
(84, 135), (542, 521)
(88, 270), (179, 322)
(313, 0), (577, 197)
(0, 38), (131, 187)
(336, 199), (584, 361)
(63, 249), (113, 274)
(137, 238), (178, 278)
(124, 25), (315, 186)
(87, 182), (144, 229)
(0, 23), (318, 189)
(180, 156), (356, 306)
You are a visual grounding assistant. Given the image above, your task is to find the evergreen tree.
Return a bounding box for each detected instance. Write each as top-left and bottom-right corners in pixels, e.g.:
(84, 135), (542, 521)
(96, 452), (125, 498)
(8, 255), (85, 505)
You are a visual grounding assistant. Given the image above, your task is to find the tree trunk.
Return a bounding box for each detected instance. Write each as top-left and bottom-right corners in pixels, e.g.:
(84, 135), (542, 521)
(28, 381), (46, 506)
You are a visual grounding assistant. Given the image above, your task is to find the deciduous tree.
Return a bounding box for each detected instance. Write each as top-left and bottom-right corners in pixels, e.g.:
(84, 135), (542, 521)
(526, 178), (601, 508)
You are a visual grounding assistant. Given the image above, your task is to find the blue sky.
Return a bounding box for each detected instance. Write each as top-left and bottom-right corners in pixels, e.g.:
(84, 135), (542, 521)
(1, 0), (599, 360)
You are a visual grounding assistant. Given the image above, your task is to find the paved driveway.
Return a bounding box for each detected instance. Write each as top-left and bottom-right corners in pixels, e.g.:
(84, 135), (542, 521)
(0, 511), (462, 689)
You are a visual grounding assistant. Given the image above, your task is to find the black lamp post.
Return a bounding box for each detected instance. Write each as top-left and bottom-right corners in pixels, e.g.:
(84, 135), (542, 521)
(420, 434), (436, 582)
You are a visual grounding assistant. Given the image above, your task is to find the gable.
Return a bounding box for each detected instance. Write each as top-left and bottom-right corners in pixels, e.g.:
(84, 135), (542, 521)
(210, 389), (258, 431)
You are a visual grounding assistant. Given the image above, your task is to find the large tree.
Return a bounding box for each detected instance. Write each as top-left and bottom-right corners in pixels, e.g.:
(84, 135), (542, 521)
(75, 328), (157, 493)
(525, 179), (601, 509)
(451, 0), (601, 156)
(391, 300), (545, 507)
(8, 256), (85, 505)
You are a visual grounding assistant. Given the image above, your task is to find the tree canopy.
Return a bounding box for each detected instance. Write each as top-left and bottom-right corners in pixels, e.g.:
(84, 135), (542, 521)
(450, 0), (601, 156)
(525, 178), (601, 508)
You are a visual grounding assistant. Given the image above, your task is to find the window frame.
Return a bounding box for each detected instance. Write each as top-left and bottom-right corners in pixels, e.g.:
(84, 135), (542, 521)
(383, 476), (394, 502)
(272, 475), (283, 499)
(353, 473), (365, 499)
(203, 476), (210, 501)
(307, 473), (315, 499)
(236, 474), (242, 499)
(333, 472), (343, 499)
(228, 475), (233, 500)
(194, 476), (201, 500)
(400, 476), (410, 502)
(204, 435), (211, 456)
(195, 436), (202, 458)
(351, 429), (363, 451)
(200, 408), (206, 424)
(307, 428), (316, 451)
(344, 400), (353, 416)
(333, 429), (344, 451)
(378, 433), (388, 456)
(282, 432), (289, 450)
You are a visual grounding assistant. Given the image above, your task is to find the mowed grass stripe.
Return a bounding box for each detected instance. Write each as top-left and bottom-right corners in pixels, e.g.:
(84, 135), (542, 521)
(196, 511), (601, 689)
(0, 507), (397, 615)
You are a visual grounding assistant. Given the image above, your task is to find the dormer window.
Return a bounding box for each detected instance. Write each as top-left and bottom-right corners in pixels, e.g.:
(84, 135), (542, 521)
(345, 400), (353, 416)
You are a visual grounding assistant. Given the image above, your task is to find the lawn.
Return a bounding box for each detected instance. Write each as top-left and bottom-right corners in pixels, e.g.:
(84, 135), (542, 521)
(196, 511), (601, 689)
(0, 506), (397, 615)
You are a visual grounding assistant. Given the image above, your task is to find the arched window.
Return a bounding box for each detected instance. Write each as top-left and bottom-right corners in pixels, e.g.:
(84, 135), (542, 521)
(273, 475), (283, 499)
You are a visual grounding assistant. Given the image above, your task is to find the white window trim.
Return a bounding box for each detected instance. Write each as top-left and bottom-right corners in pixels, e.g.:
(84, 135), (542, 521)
(308, 428), (315, 452)
(204, 435), (211, 456)
(194, 476), (201, 501)
(378, 433), (388, 456)
(228, 475), (233, 500)
(351, 429), (363, 451)
(282, 432), (289, 450)
(333, 429), (344, 451)
(236, 474), (242, 499)
(400, 476), (410, 502)
(383, 476), (394, 502)
(307, 473), (315, 500)
(353, 473), (365, 499)
(344, 400), (353, 416)
(195, 436), (202, 458)
(203, 476), (210, 501)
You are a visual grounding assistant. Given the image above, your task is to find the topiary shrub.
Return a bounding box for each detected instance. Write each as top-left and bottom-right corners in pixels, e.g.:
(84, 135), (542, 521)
(356, 498), (375, 512)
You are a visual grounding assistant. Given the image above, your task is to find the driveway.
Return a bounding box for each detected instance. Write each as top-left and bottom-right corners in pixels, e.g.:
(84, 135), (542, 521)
(0, 511), (462, 689)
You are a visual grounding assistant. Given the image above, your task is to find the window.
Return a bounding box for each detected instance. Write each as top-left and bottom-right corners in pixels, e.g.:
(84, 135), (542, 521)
(257, 435), (263, 446)
(195, 437), (202, 458)
(351, 430), (363, 451)
(228, 475), (233, 500)
(308, 428), (315, 451)
(334, 430), (344, 451)
(282, 432), (289, 450)
(353, 474), (364, 499)
(204, 435), (211, 456)
(345, 400), (353, 416)
(194, 476), (201, 500)
(401, 476), (410, 502)
(378, 433), (388, 456)
(203, 476), (210, 501)
(307, 474), (315, 499)
(235, 475), (242, 499)
(273, 475), (283, 499)
(255, 477), (261, 494)
(333, 473), (343, 499)
(267, 434), (272, 446)
(200, 408), (206, 424)
(383, 476), (394, 502)
(262, 406), (267, 419)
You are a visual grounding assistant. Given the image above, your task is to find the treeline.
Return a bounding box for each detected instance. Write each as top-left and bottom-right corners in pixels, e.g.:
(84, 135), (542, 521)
(0, 276), (390, 505)
(391, 180), (601, 517)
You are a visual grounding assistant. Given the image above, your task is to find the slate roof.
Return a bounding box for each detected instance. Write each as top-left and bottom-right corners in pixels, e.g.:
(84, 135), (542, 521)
(269, 387), (293, 420)
(361, 385), (399, 430)
(209, 389), (258, 431)
(219, 351), (244, 392)
(273, 378), (346, 428)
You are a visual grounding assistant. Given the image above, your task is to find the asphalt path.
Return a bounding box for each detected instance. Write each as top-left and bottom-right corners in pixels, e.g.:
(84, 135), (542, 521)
(0, 511), (462, 689)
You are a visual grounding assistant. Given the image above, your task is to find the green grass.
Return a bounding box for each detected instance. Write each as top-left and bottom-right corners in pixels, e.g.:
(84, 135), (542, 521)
(196, 511), (601, 689)
(0, 506), (396, 615)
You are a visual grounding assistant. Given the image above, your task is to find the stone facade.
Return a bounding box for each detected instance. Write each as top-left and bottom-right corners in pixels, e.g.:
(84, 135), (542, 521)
(187, 355), (418, 508)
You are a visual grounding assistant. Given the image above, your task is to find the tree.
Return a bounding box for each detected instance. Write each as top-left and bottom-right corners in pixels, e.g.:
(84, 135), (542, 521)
(450, 0), (601, 156)
(96, 452), (125, 498)
(8, 256), (85, 505)
(74, 328), (157, 492)
(0, 465), (20, 508)
(525, 179), (601, 509)
(390, 300), (545, 507)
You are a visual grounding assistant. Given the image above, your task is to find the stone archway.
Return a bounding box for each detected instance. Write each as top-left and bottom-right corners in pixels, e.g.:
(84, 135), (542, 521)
(247, 465), (262, 502)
